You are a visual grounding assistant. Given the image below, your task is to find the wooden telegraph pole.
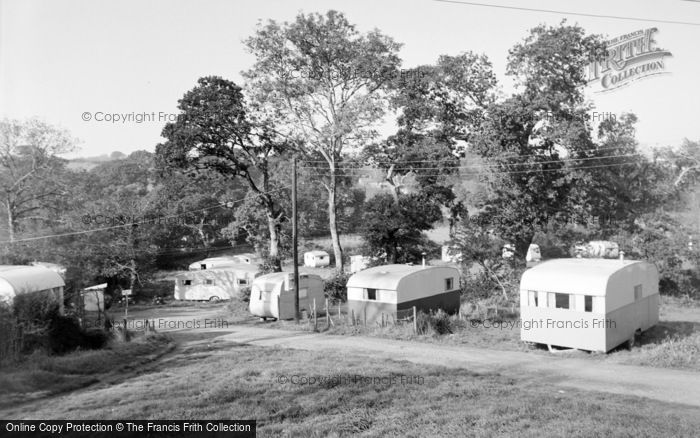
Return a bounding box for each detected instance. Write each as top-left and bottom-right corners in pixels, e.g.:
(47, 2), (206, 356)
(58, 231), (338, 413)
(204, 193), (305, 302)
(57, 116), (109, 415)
(292, 156), (300, 323)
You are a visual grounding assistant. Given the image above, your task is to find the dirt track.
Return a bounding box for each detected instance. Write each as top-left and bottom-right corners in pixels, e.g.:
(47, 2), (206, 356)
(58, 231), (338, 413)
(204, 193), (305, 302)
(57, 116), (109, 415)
(115, 303), (700, 408)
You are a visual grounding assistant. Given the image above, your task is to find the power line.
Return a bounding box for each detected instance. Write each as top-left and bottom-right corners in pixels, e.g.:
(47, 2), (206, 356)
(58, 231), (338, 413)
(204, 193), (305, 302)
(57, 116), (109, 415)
(433, 0), (700, 27)
(301, 144), (655, 164)
(299, 152), (644, 171)
(3, 187), (291, 244)
(302, 161), (642, 178)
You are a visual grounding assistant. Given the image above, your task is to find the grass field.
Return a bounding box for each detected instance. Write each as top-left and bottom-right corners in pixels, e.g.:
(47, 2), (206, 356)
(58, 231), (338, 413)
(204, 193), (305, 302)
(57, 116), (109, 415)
(2, 340), (699, 437)
(0, 332), (173, 409)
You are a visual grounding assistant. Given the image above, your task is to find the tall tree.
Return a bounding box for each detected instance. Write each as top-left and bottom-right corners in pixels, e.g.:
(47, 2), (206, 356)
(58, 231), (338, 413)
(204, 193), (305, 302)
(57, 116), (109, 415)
(149, 170), (240, 259)
(363, 53), (497, 235)
(361, 192), (441, 264)
(471, 22), (605, 255)
(244, 10), (402, 270)
(156, 76), (290, 270)
(0, 118), (75, 243)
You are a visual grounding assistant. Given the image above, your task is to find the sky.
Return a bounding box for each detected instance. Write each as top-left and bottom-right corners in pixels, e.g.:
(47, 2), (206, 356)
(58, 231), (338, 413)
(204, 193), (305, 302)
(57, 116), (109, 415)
(1, 0), (698, 158)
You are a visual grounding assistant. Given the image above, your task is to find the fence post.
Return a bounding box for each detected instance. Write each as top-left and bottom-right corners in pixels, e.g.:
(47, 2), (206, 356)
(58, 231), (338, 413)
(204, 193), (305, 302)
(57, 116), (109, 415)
(351, 309), (355, 326)
(381, 313), (384, 328)
(123, 318), (130, 342)
(277, 295), (280, 320)
(325, 298), (330, 326)
(313, 299), (317, 330)
(338, 303), (342, 324)
(363, 307), (367, 326)
(412, 306), (417, 334)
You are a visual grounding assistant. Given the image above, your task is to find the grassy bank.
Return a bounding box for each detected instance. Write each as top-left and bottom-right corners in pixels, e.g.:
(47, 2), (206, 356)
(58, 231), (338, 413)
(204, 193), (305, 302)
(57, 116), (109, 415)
(1, 341), (698, 437)
(0, 332), (174, 408)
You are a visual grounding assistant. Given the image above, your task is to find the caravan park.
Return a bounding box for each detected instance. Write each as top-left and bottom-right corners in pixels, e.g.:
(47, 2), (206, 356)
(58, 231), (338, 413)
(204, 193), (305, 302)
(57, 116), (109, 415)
(2, 0), (700, 436)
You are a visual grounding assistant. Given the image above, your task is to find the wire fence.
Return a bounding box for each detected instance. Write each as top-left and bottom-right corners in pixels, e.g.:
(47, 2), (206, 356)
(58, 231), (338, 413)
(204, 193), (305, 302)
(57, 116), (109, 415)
(300, 298), (521, 334)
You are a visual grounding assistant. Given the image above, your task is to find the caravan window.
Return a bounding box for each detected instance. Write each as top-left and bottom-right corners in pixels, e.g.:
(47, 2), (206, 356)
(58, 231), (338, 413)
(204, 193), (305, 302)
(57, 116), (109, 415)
(200, 264), (207, 270)
(554, 293), (570, 309)
(238, 279), (248, 286)
(634, 285), (642, 301)
(445, 278), (454, 291)
(584, 295), (593, 312)
(366, 288), (377, 300)
(528, 290), (538, 307)
(182, 279), (192, 286)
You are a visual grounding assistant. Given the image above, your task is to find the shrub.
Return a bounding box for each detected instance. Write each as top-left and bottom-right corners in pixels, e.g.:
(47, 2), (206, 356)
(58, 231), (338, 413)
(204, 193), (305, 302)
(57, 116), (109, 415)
(137, 280), (172, 300)
(0, 305), (22, 364)
(12, 292), (61, 328)
(258, 256), (282, 275)
(324, 271), (351, 303)
(237, 286), (252, 303)
(47, 311), (108, 355)
(415, 309), (456, 335)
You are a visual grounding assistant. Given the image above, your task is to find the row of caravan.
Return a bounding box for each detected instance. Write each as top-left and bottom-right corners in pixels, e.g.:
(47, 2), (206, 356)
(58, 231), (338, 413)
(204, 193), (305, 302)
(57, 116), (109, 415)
(187, 252), (331, 271)
(175, 257), (661, 353)
(174, 263), (462, 322)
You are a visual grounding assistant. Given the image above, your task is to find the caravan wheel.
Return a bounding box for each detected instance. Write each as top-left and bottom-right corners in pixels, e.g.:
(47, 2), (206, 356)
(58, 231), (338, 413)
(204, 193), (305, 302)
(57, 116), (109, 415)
(209, 296), (220, 302)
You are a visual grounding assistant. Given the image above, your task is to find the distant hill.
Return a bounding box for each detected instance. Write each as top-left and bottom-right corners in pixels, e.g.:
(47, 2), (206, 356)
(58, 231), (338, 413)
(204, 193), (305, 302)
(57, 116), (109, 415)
(66, 151), (127, 171)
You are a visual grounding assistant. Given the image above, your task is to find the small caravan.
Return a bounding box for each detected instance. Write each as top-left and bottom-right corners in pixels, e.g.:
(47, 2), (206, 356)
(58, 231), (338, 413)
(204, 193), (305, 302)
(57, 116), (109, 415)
(188, 254), (259, 271)
(303, 251), (330, 268)
(174, 264), (259, 301)
(249, 272), (325, 320)
(81, 283), (107, 312)
(519, 258), (659, 352)
(346, 264), (460, 325)
(0, 265), (65, 313)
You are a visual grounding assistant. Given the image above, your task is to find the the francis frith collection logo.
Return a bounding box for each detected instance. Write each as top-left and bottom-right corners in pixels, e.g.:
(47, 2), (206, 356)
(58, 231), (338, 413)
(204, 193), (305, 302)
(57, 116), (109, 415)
(586, 28), (672, 93)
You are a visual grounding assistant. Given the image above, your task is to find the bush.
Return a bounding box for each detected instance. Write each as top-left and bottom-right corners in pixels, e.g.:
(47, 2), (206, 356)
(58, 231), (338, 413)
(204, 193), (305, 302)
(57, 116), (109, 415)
(237, 286), (252, 303)
(13, 292), (61, 328)
(415, 309), (458, 335)
(47, 311), (108, 355)
(324, 271), (351, 303)
(258, 256), (282, 275)
(137, 280), (172, 300)
(0, 305), (22, 364)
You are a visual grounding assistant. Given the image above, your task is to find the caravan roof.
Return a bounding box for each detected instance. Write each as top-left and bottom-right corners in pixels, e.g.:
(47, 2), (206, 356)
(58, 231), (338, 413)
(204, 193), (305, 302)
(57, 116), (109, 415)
(347, 264), (443, 291)
(0, 265), (65, 296)
(177, 264), (258, 279)
(305, 250), (328, 257)
(520, 258), (647, 296)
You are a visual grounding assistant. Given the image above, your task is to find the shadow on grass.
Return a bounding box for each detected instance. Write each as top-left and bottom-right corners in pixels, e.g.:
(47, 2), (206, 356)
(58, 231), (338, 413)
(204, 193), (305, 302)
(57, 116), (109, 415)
(635, 321), (700, 347)
(0, 333), (175, 409)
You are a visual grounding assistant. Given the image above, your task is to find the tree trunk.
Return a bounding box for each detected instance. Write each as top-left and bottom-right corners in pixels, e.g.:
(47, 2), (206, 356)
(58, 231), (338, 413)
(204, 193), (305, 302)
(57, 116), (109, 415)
(129, 259), (136, 290)
(388, 243), (397, 264)
(515, 235), (533, 261)
(266, 212), (282, 272)
(6, 201), (14, 243)
(197, 218), (209, 256)
(327, 170), (344, 271)
(385, 165), (400, 203)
